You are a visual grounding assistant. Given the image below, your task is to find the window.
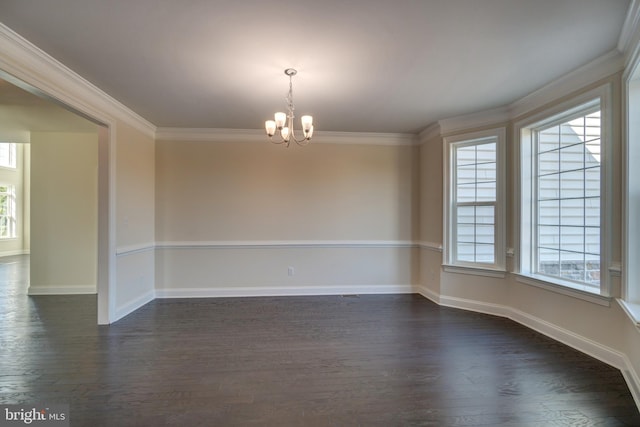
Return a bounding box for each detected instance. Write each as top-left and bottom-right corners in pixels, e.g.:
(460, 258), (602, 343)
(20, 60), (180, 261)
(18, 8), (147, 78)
(0, 143), (16, 169)
(444, 128), (505, 272)
(519, 89), (610, 297)
(623, 62), (640, 322)
(0, 185), (16, 239)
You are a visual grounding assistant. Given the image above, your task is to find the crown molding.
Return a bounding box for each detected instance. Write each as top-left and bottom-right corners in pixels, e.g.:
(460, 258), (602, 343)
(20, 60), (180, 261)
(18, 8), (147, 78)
(418, 122), (441, 144)
(622, 0), (640, 80)
(317, 131), (418, 146)
(437, 106), (510, 136)
(156, 127), (418, 146)
(619, 0), (640, 55)
(421, 50), (624, 139)
(0, 23), (156, 138)
(509, 49), (624, 120)
(155, 128), (263, 142)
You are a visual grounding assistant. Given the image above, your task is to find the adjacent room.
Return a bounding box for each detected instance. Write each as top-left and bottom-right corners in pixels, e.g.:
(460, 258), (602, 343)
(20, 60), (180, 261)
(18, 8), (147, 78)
(0, 0), (639, 425)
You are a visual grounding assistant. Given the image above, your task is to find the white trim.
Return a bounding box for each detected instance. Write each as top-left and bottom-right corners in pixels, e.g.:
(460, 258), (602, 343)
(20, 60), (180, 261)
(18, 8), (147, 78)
(114, 289), (156, 320)
(156, 240), (416, 250)
(620, 0), (640, 56)
(623, 32), (640, 311)
(417, 241), (443, 252)
(116, 242), (156, 256)
(418, 122), (441, 144)
(156, 128), (418, 146)
(0, 23), (155, 138)
(515, 83), (613, 299)
(515, 274), (611, 307)
(414, 285), (440, 304)
(156, 284), (414, 299)
(438, 294), (511, 317)
(443, 127), (506, 271)
(618, 299), (640, 326)
(623, 360), (640, 411)
(0, 249), (29, 257)
(28, 285), (96, 295)
(609, 262), (623, 277)
(509, 50), (624, 120)
(442, 264), (507, 278)
(419, 292), (639, 409)
(438, 107), (510, 136)
(508, 306), (627, 370)
(430, 51), (624, 138)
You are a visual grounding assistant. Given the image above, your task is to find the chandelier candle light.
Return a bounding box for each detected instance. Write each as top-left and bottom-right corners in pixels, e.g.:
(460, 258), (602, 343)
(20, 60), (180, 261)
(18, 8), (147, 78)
(265, 68), (314, 147)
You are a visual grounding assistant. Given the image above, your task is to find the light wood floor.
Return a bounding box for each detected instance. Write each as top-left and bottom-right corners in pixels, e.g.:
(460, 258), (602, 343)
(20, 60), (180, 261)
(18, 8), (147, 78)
(0, 255), (638, 426)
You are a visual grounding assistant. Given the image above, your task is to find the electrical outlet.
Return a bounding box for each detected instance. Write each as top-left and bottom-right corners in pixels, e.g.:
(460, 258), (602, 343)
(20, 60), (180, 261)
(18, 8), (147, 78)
(288, 266), (295, 276)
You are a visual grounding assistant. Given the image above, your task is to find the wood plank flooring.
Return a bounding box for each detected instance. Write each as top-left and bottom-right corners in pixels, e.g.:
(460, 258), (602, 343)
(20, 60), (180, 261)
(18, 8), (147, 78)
(0, 255), (638, 426)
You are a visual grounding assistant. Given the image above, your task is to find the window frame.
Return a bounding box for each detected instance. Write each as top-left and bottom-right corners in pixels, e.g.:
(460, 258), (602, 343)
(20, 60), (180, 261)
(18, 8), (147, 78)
(0, 184), (17, 239)
(443, 127), (506, 275)
(622, 54), (640, 324)
(516, 84), (612, 302)
(0, 143), (17, 169)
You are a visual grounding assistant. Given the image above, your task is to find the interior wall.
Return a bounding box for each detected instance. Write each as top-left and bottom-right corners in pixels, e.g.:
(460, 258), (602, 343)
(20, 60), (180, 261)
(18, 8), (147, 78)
(418, 134), (443, 299)
(114, 121), (156, 319)
(155, 139), (418, 296)
(29, 131), (98, 294)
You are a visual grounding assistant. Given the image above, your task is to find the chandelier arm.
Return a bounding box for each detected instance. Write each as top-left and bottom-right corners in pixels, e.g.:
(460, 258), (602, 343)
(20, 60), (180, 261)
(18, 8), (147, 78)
(294, 138), (312, 147)
(268, 136), (290, 145)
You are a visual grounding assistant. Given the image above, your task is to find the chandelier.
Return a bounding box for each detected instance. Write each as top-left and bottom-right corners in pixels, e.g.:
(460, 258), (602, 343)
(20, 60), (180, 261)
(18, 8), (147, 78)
(264, 68), (314, 147)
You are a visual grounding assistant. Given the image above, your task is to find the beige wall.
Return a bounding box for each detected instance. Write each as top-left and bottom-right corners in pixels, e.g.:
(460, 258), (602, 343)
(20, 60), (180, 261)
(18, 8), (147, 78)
(156, 141), (417, 242)
(29, 132), (98, 293)
(419, 135), (443, 245)
(114, 121), (156, 318)
(418, 134), (443, 297)
(155, 139), (418, 294)
(116, 122), (155, 248)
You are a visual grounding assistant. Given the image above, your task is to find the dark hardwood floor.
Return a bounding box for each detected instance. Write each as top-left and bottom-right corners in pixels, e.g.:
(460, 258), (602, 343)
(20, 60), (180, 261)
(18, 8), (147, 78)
(0, 255), (638, 426)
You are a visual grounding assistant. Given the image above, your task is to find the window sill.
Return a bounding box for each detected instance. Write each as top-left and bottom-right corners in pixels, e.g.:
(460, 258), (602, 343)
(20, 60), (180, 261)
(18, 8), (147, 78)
(514, 273), (611, 307)
(443, 264), (506, 278)
(617, 299), (640, 327)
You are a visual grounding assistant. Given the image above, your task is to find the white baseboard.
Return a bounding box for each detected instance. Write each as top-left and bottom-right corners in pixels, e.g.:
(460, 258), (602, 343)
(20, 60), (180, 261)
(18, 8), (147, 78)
(508, 307), (628, 369)
(156, 284), (414, 299)
(438, 294), (511, 318)
(0, 249), (30, 258)
(512, 306), (639, 410)
(28, 285), (96, 295)
(622, 358), (640, 410)
(423, 292), (639, 411)
(114, 289), (156, 321)
(414, 285), (440, 304)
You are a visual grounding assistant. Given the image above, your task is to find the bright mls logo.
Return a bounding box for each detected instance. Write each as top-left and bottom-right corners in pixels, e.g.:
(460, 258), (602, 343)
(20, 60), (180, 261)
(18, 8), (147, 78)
(0, 405), (69, 427)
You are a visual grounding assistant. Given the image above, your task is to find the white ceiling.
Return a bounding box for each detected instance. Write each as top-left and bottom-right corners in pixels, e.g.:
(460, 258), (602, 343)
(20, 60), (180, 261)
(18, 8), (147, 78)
(0, 0), (632, 134)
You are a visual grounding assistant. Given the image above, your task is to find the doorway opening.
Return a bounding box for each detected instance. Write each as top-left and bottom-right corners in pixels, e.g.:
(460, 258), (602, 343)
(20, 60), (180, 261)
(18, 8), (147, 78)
(0, 72), (111, 324)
